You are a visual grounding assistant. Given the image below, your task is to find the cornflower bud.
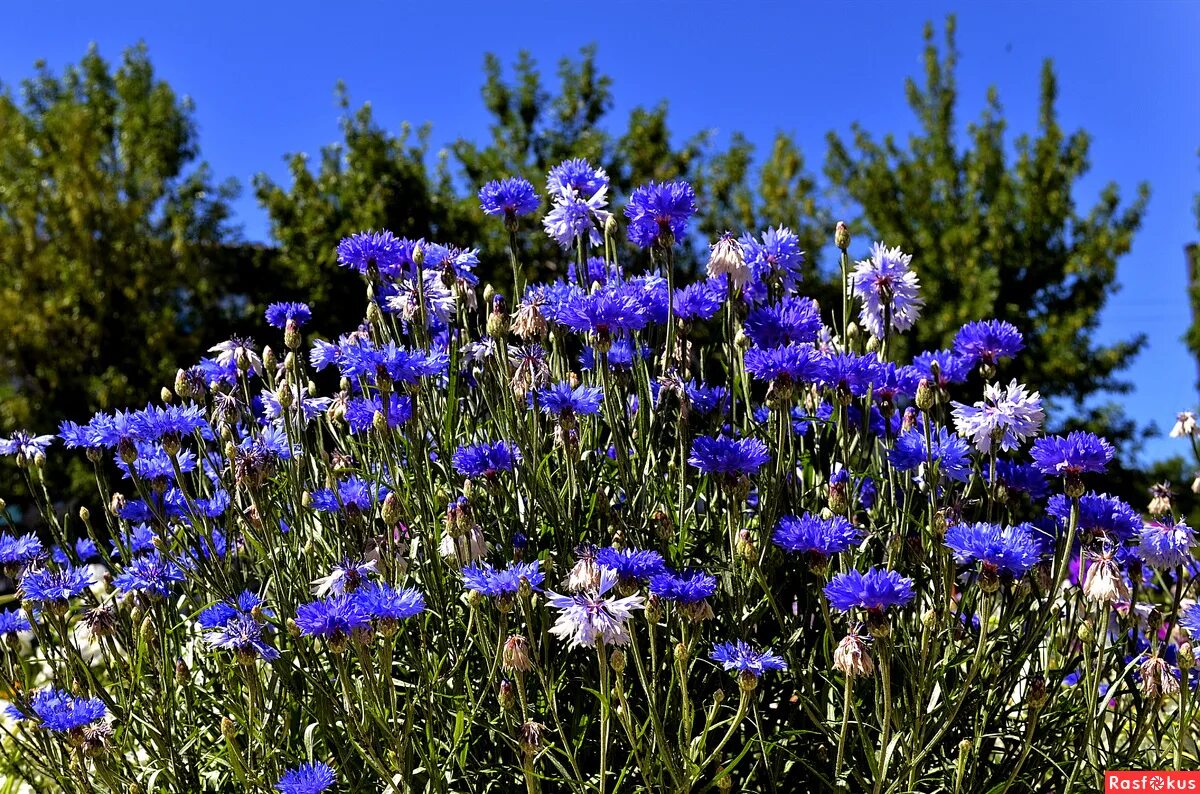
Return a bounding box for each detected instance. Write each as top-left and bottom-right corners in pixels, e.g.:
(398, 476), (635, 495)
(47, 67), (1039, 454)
(1179, 642), (1195, 671)
(674, 642), (689, 665)
(835, 221), (850, 251)
(284, 320), (302, 350)
(160, 386), (173, 404)
(518, 720), (545, 756)
(1027, 673), (1047, 709)
(382, 492), (403, 526)
(79, 506), (90, 523)
(139, 615), (157, 649)
(221, 717), (237, 741)
(175, 659), (191, 686)
(915, 378), (936, 411)
(498, 680), (517, 712)
(736, 529), (757, 562)
(609, 649), (626, 675)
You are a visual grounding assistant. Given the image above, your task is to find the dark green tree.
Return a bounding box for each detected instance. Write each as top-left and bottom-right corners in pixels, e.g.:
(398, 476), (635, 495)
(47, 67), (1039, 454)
(826, 18), (1149, 430)
(0, 45), (248, 449)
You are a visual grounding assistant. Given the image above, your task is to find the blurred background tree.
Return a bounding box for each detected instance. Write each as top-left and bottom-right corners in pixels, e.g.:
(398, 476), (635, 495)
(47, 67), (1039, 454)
(1, 18), (1191, 519)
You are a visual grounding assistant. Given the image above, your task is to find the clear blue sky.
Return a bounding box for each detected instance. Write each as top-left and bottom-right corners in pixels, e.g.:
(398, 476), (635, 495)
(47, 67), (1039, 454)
(2, 1), (1197, 463)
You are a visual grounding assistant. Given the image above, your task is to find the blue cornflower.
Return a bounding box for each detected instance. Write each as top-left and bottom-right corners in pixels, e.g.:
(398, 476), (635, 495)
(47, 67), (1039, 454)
(944, 522), (1042, 579)
(1136, 519), (1195, 569)
(340, 342), (447, 386)
(336, 230), (408, 278)
(479, 177), (539, 220)
(567, 256), (615, 288)
(111, 523), (158, 559)
(684, 381), (728, 416)
(461, 561), (544, 598)
(1048, 492), (1141, 544)
(820, 353), (884, 398)
(673, 279), (726, 322)
(649, 569), (717, 604)
(275, 761), (336, 794)
(265, 302), (312, 329)
(547, 158), (609, 200)
(295, 595), (371, 644)
(20, 565), (93, 606)
(580, 338), (646, 372)
(557, 287), (649, 337)
(773, 514), (862, 568)
(1182, 603), (1200, 638)
(912, 349), (972, 387)
(0, 609), (31, 635)
(198, 590), (265, 630)
(953, 320), (1024, 368)
(344, 395), (412, 435)
(741, 226), (806, 295)
(206, 612), (279, 662)
(9, 688), (106, 733)
(711, 640), (787, 678)
(624, 181), (697, 249)
(989, 460), (1049, 500)
(0, 533), (43, 567)
(688, 434), (770, 477)
(79, 409), (147, 453)
(824, 567), (915, 613)
(0, 430), (55, 460)
(872, 363), (921, 405)
(452, 441), (522, 479)
(136, 403), (207, 445)
(310, 476), (387, 515)
(535, 382), (604, 419)
(350, 582), (426, 623)
(889, 427), (972, 483)
(113, 554), (186, 597)
(851, 242), (923, 338)
(1030, 432), (1114, 478)
(744, 344), (828, 385)
(596, 547), (666, 585)
(744, 298), (823, 348)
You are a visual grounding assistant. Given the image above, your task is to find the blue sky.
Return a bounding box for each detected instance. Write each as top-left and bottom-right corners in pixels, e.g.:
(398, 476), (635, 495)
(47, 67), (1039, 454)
(2, 1), (1197, 462)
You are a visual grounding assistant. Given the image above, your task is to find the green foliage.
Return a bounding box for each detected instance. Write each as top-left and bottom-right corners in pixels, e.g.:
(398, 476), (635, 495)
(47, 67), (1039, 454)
(0, 45), (259, 499)
(825, 19), (1149, 410)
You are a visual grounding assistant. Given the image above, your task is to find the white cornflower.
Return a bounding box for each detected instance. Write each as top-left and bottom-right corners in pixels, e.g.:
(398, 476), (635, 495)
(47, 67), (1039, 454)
(706, 233), (750, 287)
(850, 242), (924, 339)
(1170, 411), (1197, 438)
(951, 380), (1045, 454)
(546, 567), (643, 649)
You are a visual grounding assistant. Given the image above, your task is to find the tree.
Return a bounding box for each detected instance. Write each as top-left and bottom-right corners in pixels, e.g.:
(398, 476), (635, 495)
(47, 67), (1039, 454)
(825, 18), (1149, 426)
(0, 45), (253, 502)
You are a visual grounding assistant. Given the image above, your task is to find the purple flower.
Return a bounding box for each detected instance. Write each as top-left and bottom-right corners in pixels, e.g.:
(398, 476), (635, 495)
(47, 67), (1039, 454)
(744, 298), (823, 348)
(1030, 432), (1114, 477)
(337, 230), (409, 278)
(851, 242), (923, 338)
(0, 533), (43, 567)
(546, 158), (609, 200)
(351, 582), (426, 622)
(113, 554), (186, 597)
(711, 640), (787, 677)
(453, 441), (522, 479)
(558, 287), (649, 336)
(344, 395), (412, 435)
(773, 514), (862, 562)
(546, 567), (644, 648)
(462, 561), (544, 598)
(819, 353), (884, 398)
(674, 278), (727, 322)
(0, 431), (55, 459)
(688, 435), (770, 477)
(275, 761), (336, 794)
(624, 181), (697, 249)
(535, 382), (604, 419)
(479, 177), (539, 220)
(8, 688), (106, 733)
(889, 427), (972, 483)
(741, 226), (806, 295)
(1136, 519), (1195, 569)
(824, 567), (915, 613)
(913, 349), (972, 387)
(649, 569), (717, 604)
(310, 476), (387, 516)
(944, 522), (1041, 578)
(1047, 492), (1141, 544)
(596, 547), (666, 585)
(265, 302), (312, 329)
(20, 565), (93, 606)
(1181, 603), (1200, 638)
(295, 595), (370, 640)
(312, 559), (378, 597)
(744, 344), (828, 385)
(953, 320), (1024, 368)
(0, 609), (31, 635)
(951, 380), (1045, 453)
(989, 460), (1049, 500)
(206, 612), (279, 662)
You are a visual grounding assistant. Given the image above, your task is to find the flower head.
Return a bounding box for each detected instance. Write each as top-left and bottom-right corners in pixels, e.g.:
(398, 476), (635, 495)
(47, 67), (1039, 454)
(711, 640), (787, 678)
(0, 533), (43, 567)
(851, 242), (923, 338)
(479, 177), (539, 220)
(624, 181), (696, 249)
(1030, 432), (1114, 478)
(265, 302), (312, 329)
(462, 561), (544, 599)
(535, 382), (603, 419)
(944, 522), (1041, 580)
(595, 547), (666, 586)
(295, 595), (370, 644)
(452, 440), (522, 479)
(889, 427), (972, 483)
(0, 431), (55, 460)
(824, 567), (915, 613)
(1171, 411), (1198, 438)
(275, 761), (336, 794)
(8, 688), (106, 733)
(951, 380), (1045, 453)
(1136, 518), (1195, 569)
(953, 320), (1024, 368)
(113, 553), (186, 597)
(20, 565), (94, 607)
(546, 567), (644, 648)
(688, 435), (770, 477)
(337, 230), (410, 278)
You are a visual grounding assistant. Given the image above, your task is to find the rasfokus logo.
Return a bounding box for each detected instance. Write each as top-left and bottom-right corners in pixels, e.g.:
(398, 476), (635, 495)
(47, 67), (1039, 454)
(1106, 772), (1200, 791)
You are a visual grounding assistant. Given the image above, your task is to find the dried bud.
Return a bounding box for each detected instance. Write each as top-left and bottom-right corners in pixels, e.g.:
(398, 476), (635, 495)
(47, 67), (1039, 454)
(503, 635), (534, 673)
(1027, 673), (1047, 709)
(382, 492), (403, 526)
(1082, 554), (1129, 605)
(1141, 655), (1180, 700)
(109, 492), (127, 516)
(221, 717), (237, 741)
(518, 720), (546, 756)
(833, 632), (874, 678)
